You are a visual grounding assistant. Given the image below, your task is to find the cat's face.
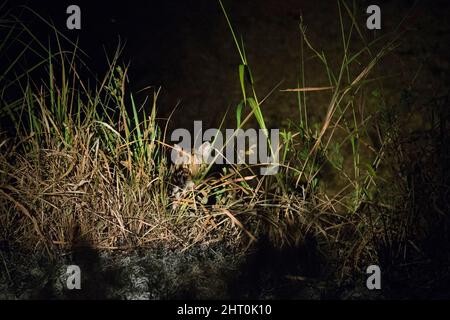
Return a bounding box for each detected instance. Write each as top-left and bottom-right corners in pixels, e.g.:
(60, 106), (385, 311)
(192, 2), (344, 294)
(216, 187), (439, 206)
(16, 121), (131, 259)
(172, 142), (212, 178)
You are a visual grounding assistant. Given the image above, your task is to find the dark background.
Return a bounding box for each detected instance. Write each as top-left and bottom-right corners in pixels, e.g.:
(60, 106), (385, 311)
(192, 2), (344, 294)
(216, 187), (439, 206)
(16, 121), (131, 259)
(8, 0), (447, 132)
(3, 1), (450, 133)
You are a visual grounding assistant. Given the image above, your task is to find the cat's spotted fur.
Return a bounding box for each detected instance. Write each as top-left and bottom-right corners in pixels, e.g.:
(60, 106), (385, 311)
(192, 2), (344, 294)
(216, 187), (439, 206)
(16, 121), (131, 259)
(170, 142), (211, 209)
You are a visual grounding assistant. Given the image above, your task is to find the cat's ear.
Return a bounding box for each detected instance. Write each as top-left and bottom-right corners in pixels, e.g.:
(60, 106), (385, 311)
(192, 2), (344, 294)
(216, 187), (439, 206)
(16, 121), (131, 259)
(172, 144), (189, 165)
(198, 141), (212, 162)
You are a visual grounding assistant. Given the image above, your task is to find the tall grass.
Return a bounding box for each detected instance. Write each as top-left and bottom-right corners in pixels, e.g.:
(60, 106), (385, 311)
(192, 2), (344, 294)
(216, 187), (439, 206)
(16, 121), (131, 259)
(1, 1), (436, 284)
(217, 0), (407, 273)
(0, 10), (248, 253)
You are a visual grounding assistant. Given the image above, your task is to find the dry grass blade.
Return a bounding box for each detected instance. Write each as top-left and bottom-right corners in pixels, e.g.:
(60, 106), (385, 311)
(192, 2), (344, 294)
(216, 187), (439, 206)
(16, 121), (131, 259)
(280, 86), (334, 92)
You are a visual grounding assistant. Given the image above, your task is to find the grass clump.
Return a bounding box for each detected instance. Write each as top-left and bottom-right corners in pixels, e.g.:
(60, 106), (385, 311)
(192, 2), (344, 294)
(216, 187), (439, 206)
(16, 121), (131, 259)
(0, 11), (247, 253)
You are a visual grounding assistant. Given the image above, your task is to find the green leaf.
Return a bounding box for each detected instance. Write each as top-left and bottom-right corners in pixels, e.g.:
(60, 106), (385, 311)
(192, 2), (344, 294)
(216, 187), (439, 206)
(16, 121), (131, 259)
(247, 97), (266, 131)
(371, 89), (380, 97)
(239, 64), (247, 101)
(365, 163), (377, 178)
(236, 100), (244, 128)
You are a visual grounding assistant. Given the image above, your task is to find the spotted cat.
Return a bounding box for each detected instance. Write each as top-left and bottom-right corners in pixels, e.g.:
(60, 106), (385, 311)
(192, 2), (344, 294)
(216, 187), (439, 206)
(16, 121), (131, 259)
(170, 142), (212, 209)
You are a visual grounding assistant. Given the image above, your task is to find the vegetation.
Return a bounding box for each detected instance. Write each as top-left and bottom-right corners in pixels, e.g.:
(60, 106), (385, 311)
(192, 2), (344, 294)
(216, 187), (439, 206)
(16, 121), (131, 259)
(0, 1), (449, 296)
